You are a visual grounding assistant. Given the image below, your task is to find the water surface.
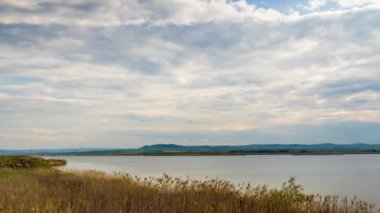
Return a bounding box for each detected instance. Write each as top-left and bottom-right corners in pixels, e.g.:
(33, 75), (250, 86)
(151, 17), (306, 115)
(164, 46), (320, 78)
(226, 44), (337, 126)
(48, 155), (380, 205)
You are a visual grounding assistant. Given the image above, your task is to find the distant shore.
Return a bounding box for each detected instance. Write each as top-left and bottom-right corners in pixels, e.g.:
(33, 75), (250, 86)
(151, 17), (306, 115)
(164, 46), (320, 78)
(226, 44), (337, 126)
(3, 143), (380, 156)
(48, 151), (380, 156)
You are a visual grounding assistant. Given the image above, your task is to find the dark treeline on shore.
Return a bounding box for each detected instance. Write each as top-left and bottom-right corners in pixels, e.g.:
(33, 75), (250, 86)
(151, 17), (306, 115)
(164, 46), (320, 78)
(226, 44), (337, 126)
(2, 143), (380, 156)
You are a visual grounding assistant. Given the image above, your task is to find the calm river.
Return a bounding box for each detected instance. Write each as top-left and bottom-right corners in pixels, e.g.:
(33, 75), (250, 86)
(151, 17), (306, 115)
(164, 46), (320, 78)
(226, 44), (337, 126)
(47, 155), (380, 205)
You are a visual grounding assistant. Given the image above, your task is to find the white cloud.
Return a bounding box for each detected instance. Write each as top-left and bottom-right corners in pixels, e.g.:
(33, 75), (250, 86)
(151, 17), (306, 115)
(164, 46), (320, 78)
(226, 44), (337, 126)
(0, 93), (11, 100)
(305, 0), (328, 10)
(0, 0), (289, 26)
(0, 1), (379, 148)
(332, 0), (380, 8)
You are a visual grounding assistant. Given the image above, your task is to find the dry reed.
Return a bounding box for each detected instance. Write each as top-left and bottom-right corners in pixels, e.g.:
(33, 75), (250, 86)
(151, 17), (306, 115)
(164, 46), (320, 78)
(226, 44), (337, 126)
(0, 169), (378, 213)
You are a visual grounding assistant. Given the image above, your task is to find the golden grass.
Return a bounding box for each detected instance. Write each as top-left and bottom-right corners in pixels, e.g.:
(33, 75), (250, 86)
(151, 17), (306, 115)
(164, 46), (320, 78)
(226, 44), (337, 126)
(0, 169), (377, 213)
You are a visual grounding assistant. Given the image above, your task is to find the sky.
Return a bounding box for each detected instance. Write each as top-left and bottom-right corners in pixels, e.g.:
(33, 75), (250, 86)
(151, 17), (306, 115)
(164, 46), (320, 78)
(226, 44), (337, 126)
(0, 0), (379, 149)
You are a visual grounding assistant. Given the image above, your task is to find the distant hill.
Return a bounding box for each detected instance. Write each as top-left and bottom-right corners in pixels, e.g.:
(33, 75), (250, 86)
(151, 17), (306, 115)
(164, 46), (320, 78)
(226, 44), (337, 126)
(138, 143), (380, 154)
(2, 143), (380, 156)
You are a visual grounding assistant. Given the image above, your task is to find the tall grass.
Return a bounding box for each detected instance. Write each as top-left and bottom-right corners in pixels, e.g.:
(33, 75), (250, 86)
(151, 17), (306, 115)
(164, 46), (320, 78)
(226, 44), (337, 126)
(0, 169), (377, 213)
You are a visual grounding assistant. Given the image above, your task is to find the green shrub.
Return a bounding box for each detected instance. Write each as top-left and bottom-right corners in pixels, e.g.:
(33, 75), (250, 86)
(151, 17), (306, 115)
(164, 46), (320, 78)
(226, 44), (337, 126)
(0, 156), (66, 169)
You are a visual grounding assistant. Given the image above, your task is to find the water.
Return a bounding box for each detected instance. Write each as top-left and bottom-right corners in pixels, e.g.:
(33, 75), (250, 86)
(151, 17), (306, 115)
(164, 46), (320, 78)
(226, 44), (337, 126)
(48, 155), (380, 205)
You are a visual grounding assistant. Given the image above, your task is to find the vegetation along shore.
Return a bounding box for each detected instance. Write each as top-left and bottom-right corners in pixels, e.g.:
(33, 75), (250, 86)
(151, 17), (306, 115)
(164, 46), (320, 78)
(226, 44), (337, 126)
(0, 156), (378, 212)
(2, 143), (380, 156)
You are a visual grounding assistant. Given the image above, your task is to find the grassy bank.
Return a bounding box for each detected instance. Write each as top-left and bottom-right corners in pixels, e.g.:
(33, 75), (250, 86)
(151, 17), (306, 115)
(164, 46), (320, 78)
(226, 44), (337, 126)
(0, 156), (66, 169)
(0, 156), (66, 179)
(0, 157), (377, 213)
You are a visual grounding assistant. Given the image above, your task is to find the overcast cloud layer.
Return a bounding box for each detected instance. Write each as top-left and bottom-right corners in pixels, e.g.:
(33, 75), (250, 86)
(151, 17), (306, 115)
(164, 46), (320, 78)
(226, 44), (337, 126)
(0, 0), (379, 149)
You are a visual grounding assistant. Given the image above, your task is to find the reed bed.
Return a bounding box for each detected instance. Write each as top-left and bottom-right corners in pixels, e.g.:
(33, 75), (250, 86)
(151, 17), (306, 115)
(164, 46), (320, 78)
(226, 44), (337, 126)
(0, 169), (377, 213)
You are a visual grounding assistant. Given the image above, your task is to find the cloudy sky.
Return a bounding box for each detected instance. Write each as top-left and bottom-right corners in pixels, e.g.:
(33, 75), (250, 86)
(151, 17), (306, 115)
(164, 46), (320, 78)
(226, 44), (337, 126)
(0, 0), (379, 149)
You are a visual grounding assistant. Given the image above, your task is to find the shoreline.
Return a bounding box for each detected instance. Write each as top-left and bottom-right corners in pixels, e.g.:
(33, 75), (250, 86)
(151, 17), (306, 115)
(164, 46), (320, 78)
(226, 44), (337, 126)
(42, 151), (380, 156)
(1, 160), (378, 212)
